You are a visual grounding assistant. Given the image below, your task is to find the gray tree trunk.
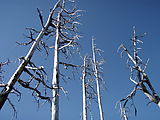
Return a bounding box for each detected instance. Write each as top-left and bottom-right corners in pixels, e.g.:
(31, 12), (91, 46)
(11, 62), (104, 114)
(0, 3), (58, 109)
(51, 9), (61, 120)
(92, 39), (104, 120)
(82, 56), (87, 120)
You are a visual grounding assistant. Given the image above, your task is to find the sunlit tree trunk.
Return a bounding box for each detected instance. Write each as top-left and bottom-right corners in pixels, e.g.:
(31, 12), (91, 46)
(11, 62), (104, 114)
(0, 1), (81, 120)
(0, 2), (59, 109)
(118, 28), (160, 119)
(51, 31), (60, 120)
(82, 56), (87, 120)
(51, 10), (61, 120)
(92, 39), (104, 120)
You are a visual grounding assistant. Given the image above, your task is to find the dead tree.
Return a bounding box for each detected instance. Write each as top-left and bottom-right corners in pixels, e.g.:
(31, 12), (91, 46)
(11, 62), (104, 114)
(0, 1), (82, 120)
(81, 56), (88, 120)
(92, 39), (105, 120)
(50, 0), (81, 120)
(0, 0), (59, 109)
(118, 27), (160, 119)
(81, 39), (105, 120)
(81, 55), (98, 120)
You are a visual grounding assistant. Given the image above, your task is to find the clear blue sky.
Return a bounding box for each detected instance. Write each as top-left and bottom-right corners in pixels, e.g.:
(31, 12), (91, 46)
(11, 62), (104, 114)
(0, 0), (160, 120)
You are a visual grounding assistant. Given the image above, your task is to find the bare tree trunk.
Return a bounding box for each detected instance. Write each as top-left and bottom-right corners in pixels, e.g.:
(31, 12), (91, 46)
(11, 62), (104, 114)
(92, 39), (104, 120)
(50, 0), (81, 119)
(82, 56), (87, 120)
(118, 28), (160, 119)
(0, 1), (81, 120)
(0, 1), (60, 109)
(51, 9), (61, 120)
(51, 31), (60, 120)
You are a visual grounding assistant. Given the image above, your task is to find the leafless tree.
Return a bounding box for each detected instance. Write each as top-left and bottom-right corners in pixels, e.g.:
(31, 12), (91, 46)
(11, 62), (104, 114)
(118, 27), (160, 119)
(81, 56), (88, 120)
(81, 55), (97, 120)
(0, 0), (60, 111)
(92, 39), (105, 120)
(81, 39), (105, 120)
(0, 0), (82, 120)
(50, 0), (81, 119)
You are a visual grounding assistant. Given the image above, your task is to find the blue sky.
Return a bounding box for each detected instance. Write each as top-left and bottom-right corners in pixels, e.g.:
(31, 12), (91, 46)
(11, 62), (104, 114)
(0, 0), (160, 120)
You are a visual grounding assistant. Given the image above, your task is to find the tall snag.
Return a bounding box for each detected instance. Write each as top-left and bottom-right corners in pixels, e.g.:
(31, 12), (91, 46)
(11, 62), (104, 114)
(92, 39), (105, 120)
(50, 0), (82, 119)
(81, 39), (105, 120)
(81, 56), (88, 120)
(0, 0), (61, 110)
(0, 1), (82, 120)
(118, 27), (160, 120)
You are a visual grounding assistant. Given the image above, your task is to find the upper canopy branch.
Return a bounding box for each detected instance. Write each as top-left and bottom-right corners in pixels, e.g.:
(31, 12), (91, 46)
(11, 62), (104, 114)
(118, 28), (160, 119)
(0, 0), (63, 110)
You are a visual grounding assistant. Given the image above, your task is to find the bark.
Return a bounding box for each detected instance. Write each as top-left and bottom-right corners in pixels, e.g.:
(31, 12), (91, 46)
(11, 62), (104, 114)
(118, 29), (160, 119)
(82, 56), (87, 120)
(51, 7), (61, 120)
(0, 0), (60, 110)
(51, 33), (60, 120)
(92, 39), (104, 120)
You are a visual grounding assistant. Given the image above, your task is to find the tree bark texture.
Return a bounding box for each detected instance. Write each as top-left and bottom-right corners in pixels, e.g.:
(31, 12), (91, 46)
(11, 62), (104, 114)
(82, 56), (87, 120)
(92, 39), (104, 120)
(0, 0), (60, 110)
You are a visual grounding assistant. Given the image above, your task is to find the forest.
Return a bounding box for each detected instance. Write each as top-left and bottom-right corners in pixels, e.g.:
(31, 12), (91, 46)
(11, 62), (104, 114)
(0, 0), (160, 120)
